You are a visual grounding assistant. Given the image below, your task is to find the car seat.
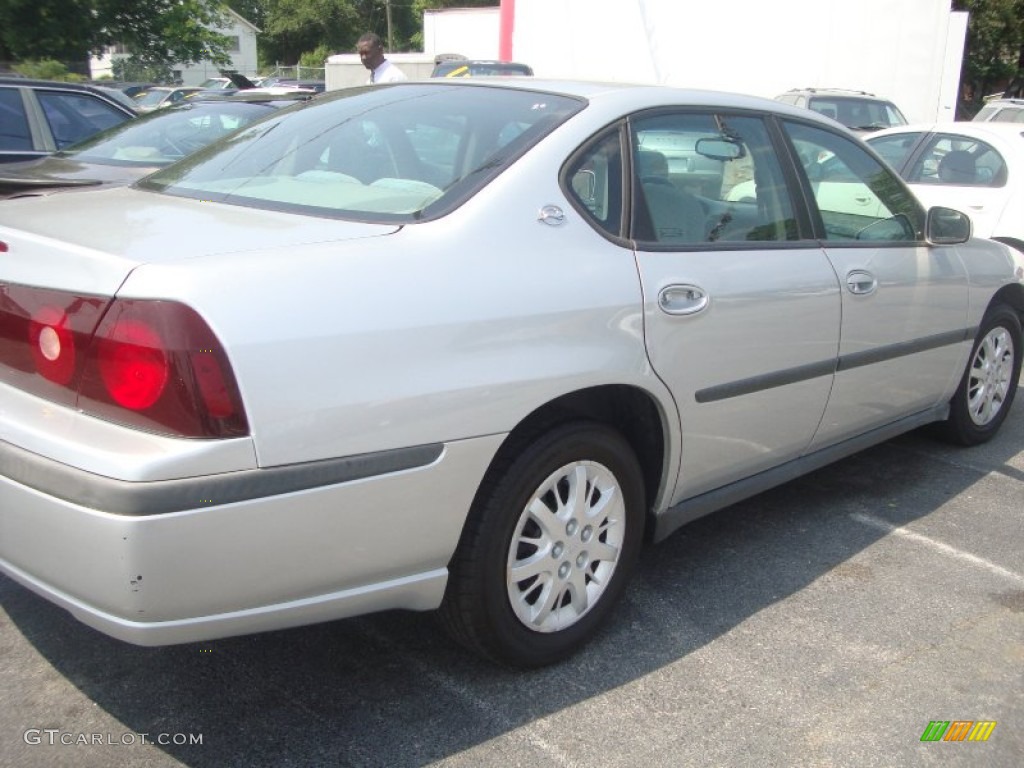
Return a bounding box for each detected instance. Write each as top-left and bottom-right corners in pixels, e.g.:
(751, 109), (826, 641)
(937, 150), (977, 184)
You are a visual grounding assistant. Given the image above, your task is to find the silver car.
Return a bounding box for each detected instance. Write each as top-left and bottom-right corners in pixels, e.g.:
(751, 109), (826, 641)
(1, 80), (1022, 668)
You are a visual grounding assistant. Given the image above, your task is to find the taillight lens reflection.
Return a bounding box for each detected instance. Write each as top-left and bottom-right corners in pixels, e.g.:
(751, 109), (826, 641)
(97, 318), (169, 410)
(29, 306), (76, 386)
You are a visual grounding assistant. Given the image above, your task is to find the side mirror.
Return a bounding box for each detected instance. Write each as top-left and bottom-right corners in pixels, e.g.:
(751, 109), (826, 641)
(926, 206), (971, 245)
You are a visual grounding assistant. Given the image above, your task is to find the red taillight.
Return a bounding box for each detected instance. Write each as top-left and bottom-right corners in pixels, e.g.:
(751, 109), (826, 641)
(97, 318), (169, 410)
(1, 283), (248, 438)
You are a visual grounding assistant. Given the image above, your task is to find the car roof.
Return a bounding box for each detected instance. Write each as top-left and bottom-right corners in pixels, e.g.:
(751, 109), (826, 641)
(320, 79), (848, 139)
(0, 77), (138, 115)
(141, 85), (200, 92)
(868, 121), (1024, 155)
(871, 121), (1024, 140)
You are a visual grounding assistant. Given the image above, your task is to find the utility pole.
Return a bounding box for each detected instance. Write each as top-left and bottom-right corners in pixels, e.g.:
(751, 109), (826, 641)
(385, 0), (394, 52)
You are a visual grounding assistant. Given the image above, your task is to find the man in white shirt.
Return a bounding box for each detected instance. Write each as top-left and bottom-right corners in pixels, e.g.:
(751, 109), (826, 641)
(357, 32), (408, 84)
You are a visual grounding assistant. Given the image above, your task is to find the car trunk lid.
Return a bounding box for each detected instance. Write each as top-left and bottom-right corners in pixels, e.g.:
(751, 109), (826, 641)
(0, 186), (400, 295)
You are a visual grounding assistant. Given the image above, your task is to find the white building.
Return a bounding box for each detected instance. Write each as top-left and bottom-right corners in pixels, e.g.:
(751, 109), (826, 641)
(90, 7), (260, 85)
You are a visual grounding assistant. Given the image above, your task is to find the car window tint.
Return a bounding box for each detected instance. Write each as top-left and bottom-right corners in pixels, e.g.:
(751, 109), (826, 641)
(564, 129), (623, 238)
(36, 90), (130, 148)
(783, 121), (922, 243)
(906, 134), (1007, 187)
(142, 85), (583, 222)
(0, 88), (33, 151)
(628, 112), (797, 246)
(807, 97), (904, 130)
(865, 132), (924, 170)
(990, 107), (1024, 123)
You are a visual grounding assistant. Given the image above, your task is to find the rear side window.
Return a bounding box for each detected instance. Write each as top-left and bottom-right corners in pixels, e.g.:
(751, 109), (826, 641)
(565, 129), (625, 239)
(905, 134), (1007, 187)
(36, 90), (130, 148)
(0, 88), (33, 152)
(782, 121), (923, 242)
(628, 112), (798, 246)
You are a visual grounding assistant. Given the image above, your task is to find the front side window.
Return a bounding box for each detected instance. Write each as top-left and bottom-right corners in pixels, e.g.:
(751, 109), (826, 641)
(782, 121), (923, 242)
(904, 134), (1007, 187)
(142, 84), (583, 222)
(37, 90), (130, 148)
(628, 112), (797, 246)
(865, 131), (924, 170)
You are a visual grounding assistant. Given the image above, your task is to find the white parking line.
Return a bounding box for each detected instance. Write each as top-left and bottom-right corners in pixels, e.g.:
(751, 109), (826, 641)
(851, 512), (1024, 585)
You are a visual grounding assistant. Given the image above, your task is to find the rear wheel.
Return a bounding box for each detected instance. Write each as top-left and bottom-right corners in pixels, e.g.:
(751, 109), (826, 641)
(940, 303), (1021, 445)
(440, 422), (645, 667)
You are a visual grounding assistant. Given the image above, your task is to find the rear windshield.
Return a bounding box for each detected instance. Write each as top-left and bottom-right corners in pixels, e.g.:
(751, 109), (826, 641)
(65, 102), (280, 166)
(140, 83), (582, 222)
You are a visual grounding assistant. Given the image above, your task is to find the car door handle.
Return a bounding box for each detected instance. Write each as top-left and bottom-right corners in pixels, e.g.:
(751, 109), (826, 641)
(846, 270), (877, 295)
(658, 284), (709, 315)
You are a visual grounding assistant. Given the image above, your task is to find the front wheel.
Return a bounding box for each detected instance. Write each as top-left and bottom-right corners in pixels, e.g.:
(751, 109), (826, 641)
(440, 422), (645, 667)
(940, 303), (1022, 446)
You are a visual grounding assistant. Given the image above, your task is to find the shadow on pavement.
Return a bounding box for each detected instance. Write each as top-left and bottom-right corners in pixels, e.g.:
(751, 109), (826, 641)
(3, 387), (1021, 767)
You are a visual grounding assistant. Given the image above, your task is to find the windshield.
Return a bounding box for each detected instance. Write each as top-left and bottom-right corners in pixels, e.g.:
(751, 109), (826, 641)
(807, 96), (907, 131)
(133, 89), (173, 108)
(140, 83), (583, 222)
(60, 102), (283, 166)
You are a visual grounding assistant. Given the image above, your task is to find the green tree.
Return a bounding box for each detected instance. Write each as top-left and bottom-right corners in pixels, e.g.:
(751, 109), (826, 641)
(954, 0), (1024, 113)
(0, 0), (234, 74)
(12, 59), (84, 81)
(254, 0), (498, 67)
(257, 0), (362, 65)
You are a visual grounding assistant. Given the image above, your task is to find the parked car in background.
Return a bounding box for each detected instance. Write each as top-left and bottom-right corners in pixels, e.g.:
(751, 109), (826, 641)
(431, 55), (533, 78)
(268, 79), (326, 93)
(867, 121), (1024, 254)
(191, 73), (259, 99)
(972, 98), (1024, 123)
(131, 86), (203, 113)
(775, 87), (908, 133)
(1, 80), (1021, 668)
(93, 85), (142, 113)
(0, 77), (136, 163)
(0, 93), (312, 200)
(97, 82), (158, 98)
(198, 77), (234, 90)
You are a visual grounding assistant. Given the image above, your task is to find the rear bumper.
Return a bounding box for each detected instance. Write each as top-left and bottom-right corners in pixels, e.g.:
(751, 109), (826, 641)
(0, 434), (504, 645)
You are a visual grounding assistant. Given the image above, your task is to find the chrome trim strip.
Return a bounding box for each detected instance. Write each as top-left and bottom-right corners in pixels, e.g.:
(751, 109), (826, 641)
(0, 439), (444, 517)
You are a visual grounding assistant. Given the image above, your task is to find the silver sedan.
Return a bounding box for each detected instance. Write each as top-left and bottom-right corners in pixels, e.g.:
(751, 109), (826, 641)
(1, 80), (1022, 668)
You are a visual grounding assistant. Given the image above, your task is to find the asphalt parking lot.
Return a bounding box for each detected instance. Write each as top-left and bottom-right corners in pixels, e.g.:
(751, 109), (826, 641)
(2, 387), (1022, 768)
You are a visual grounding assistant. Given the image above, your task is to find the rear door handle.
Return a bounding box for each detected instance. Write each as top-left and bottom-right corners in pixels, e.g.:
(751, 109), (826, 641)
(846, 270), (877, 295)
(658, 284), (709, 315)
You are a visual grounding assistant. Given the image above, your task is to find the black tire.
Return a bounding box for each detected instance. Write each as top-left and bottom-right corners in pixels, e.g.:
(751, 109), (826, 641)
(440, 421), (645, 668)
(939, 303), (1022, 446)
